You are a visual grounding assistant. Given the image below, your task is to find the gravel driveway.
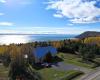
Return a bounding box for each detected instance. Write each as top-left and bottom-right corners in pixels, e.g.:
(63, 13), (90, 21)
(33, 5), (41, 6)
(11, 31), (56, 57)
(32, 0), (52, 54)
(51, 62), (91, 73)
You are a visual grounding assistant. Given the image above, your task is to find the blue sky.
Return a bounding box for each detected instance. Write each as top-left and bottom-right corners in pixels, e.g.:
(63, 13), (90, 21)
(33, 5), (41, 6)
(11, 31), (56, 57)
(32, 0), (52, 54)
(0, 0), (100, 34)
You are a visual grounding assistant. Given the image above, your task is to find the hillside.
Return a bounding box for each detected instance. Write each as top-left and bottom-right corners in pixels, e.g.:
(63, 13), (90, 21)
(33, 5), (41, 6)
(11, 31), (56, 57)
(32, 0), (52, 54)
(76, 31), (100, 39)
(83, 37), (100, 46)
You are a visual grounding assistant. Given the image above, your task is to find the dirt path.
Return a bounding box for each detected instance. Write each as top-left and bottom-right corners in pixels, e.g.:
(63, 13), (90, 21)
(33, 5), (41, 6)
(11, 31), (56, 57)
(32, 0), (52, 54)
(79, 67), (100, 80)
(52, 62), (91, 73)
(0, 64), (9, 80)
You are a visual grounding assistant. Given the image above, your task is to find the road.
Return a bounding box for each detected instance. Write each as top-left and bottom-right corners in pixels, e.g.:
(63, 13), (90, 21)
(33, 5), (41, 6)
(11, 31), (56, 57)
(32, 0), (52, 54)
(52, 62), (91, 73)
(79, 67), (100, 80)
(93, 75), (100, 80)
(52, 62), (100, 80)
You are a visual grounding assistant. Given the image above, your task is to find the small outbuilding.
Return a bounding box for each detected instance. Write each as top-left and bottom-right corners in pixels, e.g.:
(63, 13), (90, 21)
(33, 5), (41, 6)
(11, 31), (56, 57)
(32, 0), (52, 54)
(33, 46), (57, 63)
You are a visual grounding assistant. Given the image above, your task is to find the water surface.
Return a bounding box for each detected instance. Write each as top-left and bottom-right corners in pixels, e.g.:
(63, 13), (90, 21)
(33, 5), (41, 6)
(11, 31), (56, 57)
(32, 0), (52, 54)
(0, 34), (76, 45)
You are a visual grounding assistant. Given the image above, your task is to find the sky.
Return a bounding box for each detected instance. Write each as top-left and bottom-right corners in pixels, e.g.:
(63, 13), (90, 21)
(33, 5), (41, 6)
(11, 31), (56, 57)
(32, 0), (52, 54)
(0, 0), (100, 34)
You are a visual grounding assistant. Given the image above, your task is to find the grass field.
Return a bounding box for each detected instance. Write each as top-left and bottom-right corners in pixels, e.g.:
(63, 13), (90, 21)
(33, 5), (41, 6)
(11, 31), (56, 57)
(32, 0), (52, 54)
(57, 53), (95, 69)
(0, 63), (83, 80)
(0, 64), (8, 79)
(38, 68), (83, 80)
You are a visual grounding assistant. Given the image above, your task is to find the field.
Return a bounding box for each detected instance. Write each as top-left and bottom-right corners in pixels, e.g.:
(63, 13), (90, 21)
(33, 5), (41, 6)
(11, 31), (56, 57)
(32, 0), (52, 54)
(0, 53), (99, 80)
(0, 64), (83, 80)
(0, 64), (8, 80)
(38, 68), (83, 80)
(57, 53), (96, 69)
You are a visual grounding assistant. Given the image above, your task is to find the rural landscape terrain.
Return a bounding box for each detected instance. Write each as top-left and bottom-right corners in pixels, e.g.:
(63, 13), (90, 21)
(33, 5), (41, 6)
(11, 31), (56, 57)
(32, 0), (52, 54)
(0, 31), (100, 80)
(0, 0), (100, 80)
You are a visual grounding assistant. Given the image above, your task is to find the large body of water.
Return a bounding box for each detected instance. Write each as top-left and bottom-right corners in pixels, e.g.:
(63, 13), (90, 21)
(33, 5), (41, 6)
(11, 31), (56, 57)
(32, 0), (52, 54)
(0, 34), (76, 45)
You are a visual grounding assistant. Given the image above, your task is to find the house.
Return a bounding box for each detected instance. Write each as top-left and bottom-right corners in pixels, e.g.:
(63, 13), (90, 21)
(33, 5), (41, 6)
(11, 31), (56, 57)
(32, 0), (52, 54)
(33, 46), (57, 63)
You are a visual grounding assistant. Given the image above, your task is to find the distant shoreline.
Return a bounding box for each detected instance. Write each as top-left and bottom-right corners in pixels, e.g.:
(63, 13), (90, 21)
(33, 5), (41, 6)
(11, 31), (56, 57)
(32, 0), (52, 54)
(0, 34), (76, 45)
(0, 34), (78, 35)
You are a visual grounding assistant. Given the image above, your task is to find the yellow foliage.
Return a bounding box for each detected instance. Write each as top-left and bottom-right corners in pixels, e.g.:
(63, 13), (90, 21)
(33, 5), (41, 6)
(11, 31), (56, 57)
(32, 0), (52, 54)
(83, 37), (100, 46)
(0, 46), (9, 55)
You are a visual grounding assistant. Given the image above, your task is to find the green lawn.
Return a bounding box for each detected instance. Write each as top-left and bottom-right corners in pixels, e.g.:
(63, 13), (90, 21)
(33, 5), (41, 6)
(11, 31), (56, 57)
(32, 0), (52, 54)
(38, 68), (83, 80)
(57, 53), (94, 69)
(34, 53), (93, 80)
(0, 64), (8, 79)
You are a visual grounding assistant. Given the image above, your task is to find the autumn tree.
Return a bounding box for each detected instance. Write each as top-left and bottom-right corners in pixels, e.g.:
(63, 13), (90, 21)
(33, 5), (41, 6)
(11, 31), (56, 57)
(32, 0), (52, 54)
(9, 56), (43, 80)
(79, 45), (96, 62)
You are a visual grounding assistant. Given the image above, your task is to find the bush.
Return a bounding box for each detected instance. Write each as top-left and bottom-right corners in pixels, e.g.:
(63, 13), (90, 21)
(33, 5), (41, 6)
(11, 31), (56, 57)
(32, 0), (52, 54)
(2, 53), (11, 67)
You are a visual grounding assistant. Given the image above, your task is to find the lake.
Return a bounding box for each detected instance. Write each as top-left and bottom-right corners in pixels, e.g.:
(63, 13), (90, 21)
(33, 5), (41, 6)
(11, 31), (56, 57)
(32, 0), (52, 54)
(0, 34), (76, 45)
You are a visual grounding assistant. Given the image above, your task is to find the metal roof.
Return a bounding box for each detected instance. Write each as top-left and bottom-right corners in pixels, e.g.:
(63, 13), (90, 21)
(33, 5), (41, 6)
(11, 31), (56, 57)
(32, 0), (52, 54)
(33, 46), (57, 59)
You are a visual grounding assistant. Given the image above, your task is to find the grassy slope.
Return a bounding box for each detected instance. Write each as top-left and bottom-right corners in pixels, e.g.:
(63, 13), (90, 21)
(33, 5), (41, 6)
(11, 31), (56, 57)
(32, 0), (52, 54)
(38, 68), (67, 80)
(0, 64), (8, 79)
(36, 53), (93, 80)
(38, 68), (83, 80)
(57, 53), (94, 69)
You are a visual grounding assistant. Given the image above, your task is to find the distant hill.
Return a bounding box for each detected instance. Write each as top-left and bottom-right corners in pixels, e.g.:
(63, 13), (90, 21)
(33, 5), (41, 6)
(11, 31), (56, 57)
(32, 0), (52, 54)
(76, 31), (100, 39)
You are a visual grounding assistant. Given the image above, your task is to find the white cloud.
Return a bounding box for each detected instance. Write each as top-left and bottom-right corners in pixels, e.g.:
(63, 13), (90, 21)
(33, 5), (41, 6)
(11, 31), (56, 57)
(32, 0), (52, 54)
(46, 0), (100, 23)
(0, 26), (100, 34)
(53, 14), (63, 18)
(0, 13), (4, 16)
(71, 17), (100, 23)
(67, 23), (73, 26)
(0, 0), (32, 8)
(0, 22), (14, 26)
(0, 0), (6, 3)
